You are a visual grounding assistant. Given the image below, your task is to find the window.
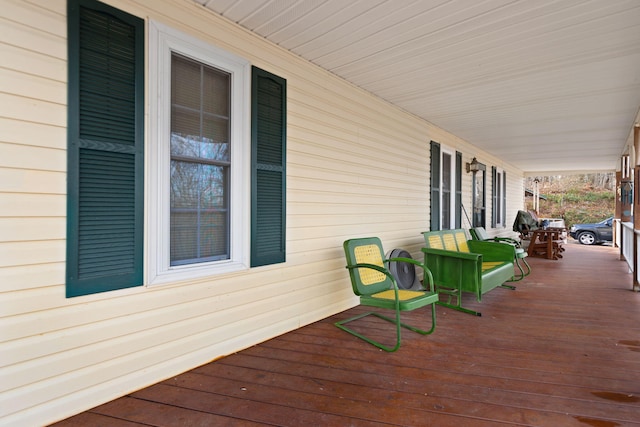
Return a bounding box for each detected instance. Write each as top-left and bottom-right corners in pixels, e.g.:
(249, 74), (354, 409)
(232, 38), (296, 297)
(441, 151), (453, 229)
(472, 167), (486, 228)
(148, 21), (250, 284)
(67, 10), (285, 294)
(149, 22), (286, 285)
(66, 0), (144, 297)
(430, 142), (461, 230)
(170, 53), (231, 266)
(492, 167), (507, 228)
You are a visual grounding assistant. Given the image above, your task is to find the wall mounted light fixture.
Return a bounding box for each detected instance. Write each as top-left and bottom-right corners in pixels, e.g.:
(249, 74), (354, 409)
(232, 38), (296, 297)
(466, 157), (482, 173)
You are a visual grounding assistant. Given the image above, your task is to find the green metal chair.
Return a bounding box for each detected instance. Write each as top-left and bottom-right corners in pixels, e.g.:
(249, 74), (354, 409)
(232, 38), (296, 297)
(470, 227), (531, 281)
(336, 237), (438, 352)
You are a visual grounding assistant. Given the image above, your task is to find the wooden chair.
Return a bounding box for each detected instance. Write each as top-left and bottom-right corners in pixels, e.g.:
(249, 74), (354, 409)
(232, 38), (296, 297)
(337, 237), (438, 352)
(514, 211), (566, 260)
(527, 229), (565, 260)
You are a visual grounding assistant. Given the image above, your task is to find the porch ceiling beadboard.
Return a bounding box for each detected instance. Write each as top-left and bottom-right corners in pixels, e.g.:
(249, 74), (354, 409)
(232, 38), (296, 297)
(197, 0), (640, 174)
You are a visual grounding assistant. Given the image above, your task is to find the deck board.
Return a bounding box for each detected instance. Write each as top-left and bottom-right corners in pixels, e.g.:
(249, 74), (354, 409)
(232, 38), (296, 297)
(52, 243), (640, 426)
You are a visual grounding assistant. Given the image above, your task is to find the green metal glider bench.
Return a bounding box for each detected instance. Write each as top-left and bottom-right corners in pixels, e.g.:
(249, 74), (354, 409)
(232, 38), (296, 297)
(421, 229), (516, 316)
(337, 237), (438, 352)
(469, 226), (531, 281)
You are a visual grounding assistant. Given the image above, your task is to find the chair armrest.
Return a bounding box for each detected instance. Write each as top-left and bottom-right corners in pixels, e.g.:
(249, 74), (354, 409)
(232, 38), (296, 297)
(421, 247), (480, 261)
(494, 237), (520, 247)
(345, 263), (400, 297)
(466, 240), (515, 262)
(346, 262), (394, 281)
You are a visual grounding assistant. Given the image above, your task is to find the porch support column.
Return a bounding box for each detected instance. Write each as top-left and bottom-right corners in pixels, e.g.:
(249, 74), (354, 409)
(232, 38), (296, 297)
(615, 171), (623, 261)
(634, 124), (640, 291)
(634, 124), (640, 166)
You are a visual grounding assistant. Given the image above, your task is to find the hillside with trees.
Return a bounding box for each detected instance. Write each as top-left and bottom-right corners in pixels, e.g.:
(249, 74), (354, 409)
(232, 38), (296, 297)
(524, 173), (615, 227)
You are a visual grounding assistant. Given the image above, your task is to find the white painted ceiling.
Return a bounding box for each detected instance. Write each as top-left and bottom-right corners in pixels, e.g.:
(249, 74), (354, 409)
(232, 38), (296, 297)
(196, 0), (640, 174)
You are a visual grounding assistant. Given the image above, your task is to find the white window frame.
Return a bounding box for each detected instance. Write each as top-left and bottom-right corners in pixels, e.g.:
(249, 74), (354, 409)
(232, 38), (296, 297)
(147, 21), (251, 286)
(440, 146), (456, 229)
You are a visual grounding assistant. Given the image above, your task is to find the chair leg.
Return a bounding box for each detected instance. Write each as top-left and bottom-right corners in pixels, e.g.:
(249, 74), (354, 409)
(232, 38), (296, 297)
(335, 305), (436, 352)
(520, 257), (532, 276)
(400, 304), (437, 336)
(508, 259), (525, 282)
(435, 281), (517, 315)
(335, 312), (401, 352)
(508, 255), (532, 282)
(436, 300), (481, 316)
(435, 286), (482, 316)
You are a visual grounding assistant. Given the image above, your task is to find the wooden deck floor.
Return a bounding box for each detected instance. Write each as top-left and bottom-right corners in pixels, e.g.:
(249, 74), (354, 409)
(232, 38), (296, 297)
(53, 243), (640, 427)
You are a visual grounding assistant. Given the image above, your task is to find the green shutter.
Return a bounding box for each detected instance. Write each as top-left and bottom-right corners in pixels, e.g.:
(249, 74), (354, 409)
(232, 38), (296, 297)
(455, 151), (462, 228)
(491, 166), (497, 228)
(66, 0), (144, 297)
(251, 67), (286, 267)
(430, 141), (441, 231)
(502, 171), (507, 228)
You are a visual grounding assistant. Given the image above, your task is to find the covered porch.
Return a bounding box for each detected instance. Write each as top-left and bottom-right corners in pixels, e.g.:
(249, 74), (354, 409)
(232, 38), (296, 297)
(4, 2), (640, 425)
(55, 243), (640, 427)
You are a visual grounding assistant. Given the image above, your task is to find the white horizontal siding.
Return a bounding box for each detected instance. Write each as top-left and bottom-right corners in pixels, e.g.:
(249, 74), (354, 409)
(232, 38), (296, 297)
(0, 192), (66, 217)
(0, 264), (65, 293)
(0, 68), (66, 105)
(1, 43), (66, 82)
(0, 93), (66, 128)
(0, 118), (67, 150)
(0, 0), (525, 425)
(0, 142), (65, 172)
